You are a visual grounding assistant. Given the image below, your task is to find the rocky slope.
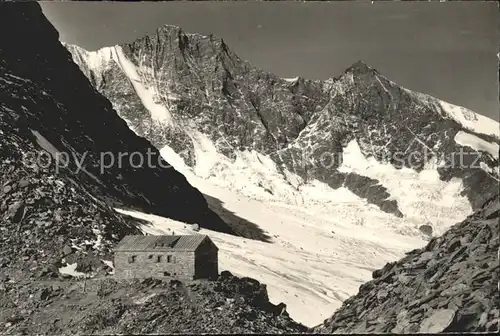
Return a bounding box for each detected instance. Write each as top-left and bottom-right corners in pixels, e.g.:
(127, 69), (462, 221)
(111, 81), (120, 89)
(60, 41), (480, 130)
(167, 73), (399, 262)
(67, 25), (500, 230)
(0, 272), (306, 335)
(0, 4), (303, 334)
(0, 2), (243, 282)
(0, 3), (232, 234)
(314, 194), (499, 333)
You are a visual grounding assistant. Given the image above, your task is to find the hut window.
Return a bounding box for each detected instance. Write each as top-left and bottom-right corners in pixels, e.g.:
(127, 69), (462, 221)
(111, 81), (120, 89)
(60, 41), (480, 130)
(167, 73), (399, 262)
(156, 255), (162, 263)
(128, 255), (137, 263)
(167, 255), (172, 263)
(148, 255), (153, 260)
(163, 272), (171, 276)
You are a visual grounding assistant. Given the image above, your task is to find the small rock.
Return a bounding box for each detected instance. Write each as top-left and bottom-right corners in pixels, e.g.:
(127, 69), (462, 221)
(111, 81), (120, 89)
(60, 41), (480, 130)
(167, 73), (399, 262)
(18, 179), (30, 188)
(478, 312), (488, 327)
(447, 239), (461, 253)
(376, 289), (389, 301)
(372, 269), (382, 279)
(62, 245), (73, 256)
(418, 309), (456, 333)
(448, 261), (468, 272)
(397, 273), (411, 285)
(220, 270), (233, 278)
(418, 251), (435, 263)
(3, 185), (12, 194)
(485, 319), (500, 331)
(7, 201), (25, 223)
(35, 288), (52, 301)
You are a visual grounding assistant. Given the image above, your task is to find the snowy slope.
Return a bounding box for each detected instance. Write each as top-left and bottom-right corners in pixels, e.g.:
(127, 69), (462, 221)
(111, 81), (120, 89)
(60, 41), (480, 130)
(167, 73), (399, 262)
(403, 88), (499, 139)
(109, 140), (473, 327)
(159, 133), (472, 236)
(116, 171), (428, 327)
(439, 101), (499, 138)
(111, 46), (174, 125)
(454, 130), (499, 159)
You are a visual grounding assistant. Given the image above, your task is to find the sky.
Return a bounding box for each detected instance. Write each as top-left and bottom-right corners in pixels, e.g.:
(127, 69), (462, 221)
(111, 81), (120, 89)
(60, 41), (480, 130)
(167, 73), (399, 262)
(40, 1), (499, 121)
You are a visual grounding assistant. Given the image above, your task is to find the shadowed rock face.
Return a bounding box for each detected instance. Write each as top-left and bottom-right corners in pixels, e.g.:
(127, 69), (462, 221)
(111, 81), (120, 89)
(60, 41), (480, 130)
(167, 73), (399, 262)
(0, 2), (242, 281)
(67, 24), (499, 218)
(0, 3), (233, 233)
(313, 194), (500, 333)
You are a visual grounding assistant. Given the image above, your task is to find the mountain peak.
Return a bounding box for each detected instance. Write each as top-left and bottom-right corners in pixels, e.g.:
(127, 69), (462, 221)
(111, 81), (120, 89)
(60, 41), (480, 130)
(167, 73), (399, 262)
(151, 24), (230, 57)
(155, 24), (213, 41)
(344, 60), (376, 76)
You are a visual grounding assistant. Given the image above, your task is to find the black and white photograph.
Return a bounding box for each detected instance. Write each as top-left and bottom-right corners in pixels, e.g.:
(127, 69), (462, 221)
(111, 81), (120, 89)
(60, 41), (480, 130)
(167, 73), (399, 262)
(0, 0), (498, 334)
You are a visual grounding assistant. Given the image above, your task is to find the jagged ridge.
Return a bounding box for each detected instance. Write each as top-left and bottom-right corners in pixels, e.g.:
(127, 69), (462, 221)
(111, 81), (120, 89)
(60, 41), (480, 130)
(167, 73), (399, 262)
(66, 25), (499, 226)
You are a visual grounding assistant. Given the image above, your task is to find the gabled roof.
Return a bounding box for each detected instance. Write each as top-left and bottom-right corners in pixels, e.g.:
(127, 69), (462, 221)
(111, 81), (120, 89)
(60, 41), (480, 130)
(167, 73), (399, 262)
(113, 235), (215, 252)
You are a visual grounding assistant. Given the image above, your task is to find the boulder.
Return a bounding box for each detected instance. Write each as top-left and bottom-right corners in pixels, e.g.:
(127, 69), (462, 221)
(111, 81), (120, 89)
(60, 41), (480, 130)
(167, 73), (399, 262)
(35, 288), (52, 301)
(418, 309), (456, 333)
(483, 199), (500, 219)
(419, 224), (433, 236)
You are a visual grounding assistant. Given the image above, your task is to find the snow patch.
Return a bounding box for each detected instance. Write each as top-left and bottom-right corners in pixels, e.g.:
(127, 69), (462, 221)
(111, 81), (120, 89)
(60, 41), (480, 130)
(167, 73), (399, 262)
(439, 101), (499, 138)
(91, 228), (104, 250)
(59, 263), (87, 278)
(102, 260), (114, 270)
(159, 145), (189, 173)
(163, 131), (309, 205)
(133, 293), (157, 305)
(31, 129), (64, 163)
(454, 130), (499, 159)
(283, 77), (299, 83)
(79, 47), (113, 74)
(111, 46), (174, 125)
(65, 44), (114, 79)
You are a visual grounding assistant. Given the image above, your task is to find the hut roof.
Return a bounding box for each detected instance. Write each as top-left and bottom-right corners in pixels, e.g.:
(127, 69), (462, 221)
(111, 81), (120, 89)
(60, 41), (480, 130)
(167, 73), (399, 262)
(113, 235), (215, 252)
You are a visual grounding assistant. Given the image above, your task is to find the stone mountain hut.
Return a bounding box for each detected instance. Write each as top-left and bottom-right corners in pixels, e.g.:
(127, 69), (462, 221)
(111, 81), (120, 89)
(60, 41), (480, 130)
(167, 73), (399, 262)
(113, 235), (218, 280)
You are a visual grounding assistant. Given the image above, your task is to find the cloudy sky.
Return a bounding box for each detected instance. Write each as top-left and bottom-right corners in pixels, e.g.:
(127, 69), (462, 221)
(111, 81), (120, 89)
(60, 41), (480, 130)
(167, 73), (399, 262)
(40, 1), (499, 120)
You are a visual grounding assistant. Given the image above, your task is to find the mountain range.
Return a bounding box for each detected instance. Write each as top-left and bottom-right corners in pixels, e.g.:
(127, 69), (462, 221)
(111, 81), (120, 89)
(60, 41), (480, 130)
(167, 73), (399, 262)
(0, 2), (498, 334)
(66, 25), (499, 234)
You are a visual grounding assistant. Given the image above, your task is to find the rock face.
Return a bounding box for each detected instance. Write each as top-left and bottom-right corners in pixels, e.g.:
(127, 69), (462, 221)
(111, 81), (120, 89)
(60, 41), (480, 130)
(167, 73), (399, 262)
(66, 25), (499, 223)
(313, 194), (500, 333)
(0, 273), (306, 335)
(0, 3), (231, 233)
(0, 3), (235, 280)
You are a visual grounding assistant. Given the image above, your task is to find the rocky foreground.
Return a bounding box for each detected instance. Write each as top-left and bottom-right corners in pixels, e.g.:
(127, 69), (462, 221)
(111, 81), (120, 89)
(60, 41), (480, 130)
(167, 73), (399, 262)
(0, 139), (142, 281)
(0, 272), (306, 335)
(0, 1), (233, 285)
(314, 194), (500, 333)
